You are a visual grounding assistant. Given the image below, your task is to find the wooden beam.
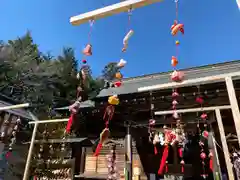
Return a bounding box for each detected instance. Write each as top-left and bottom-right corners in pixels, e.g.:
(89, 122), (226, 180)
(138, 72), (240, 92)
(28, 118), (68, 124)
(70, 0), (163, 26)
(225, 77), (240, 146)
(0, 103), (29, 111)
(215, 109), (234, 180)
(23, 138), (90, 144)
(154, 105), (231, 115)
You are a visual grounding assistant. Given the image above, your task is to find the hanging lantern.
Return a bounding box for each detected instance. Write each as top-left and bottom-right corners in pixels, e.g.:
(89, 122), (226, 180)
(82, 44), (92, 56)
(171, 56), (178, 67)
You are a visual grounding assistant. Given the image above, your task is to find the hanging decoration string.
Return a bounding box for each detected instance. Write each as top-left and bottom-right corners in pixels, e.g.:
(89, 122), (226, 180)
(88, 20), (95, 44)
(122, 8), (134, 52)
(127, 8), (132, 31)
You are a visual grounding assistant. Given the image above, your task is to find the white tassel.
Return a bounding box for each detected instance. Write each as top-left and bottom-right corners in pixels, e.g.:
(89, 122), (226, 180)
(237, 0), (240, 9)
(123, 30), (134, 45)
(117, 59), (127, 68)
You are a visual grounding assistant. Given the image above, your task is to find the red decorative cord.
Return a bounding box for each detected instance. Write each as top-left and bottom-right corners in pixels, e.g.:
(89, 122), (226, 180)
(103, 105), (115, 128)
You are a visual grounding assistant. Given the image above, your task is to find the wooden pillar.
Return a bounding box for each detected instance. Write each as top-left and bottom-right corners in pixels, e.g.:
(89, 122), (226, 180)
(215, 109), (234, 180)
(208, 132), (222, 180)
(125, 124), (132, 180)
(80, 147), (86, 174)
(225, 77), (240, 146)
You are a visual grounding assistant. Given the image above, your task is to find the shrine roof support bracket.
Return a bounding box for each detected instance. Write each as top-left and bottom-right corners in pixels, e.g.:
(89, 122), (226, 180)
(70, 0), (163, 26)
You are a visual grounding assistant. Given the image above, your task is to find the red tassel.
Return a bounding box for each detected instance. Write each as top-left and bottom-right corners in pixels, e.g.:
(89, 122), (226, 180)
(209, 157), (213, 172)
(178, 147), (183, 158)
(158, 145), (169, 175)
(154, 145), (158, 155)
(94, 143), (102, 156)
(66, 114), (74, 133)
(181, 165), (184, 173)
(165, 162), (168, 173)
(6, 151), (11, 159)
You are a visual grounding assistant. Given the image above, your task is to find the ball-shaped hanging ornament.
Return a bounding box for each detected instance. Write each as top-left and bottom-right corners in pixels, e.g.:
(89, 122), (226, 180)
(149, 119), (156, 126)
(115, 72), (123, 79)
(196, 96), (204, 104)
(171, 70), (184, 82)
(114, 81), (122, 87)
(201, 113), (208, 120)
(108, 95), (119, 105)
(172, 100), (178, 106)
(202, 130), (209, 139)
(173, 111), (179, 119)
(200, 152), (206, 160)
(175, 40), (180, 45)
(172, 91), (179, 98)
(82, 59), (87, 64)
(171, 56), (178, 67)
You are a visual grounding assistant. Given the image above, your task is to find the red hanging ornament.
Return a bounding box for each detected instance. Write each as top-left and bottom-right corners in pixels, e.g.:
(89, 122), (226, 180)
(180, 160), (185, 173)
(172, 100), (178, 106)
(6, 151), (11, 159)
(202, 130), (209, 138)
(172, 91), (179, 98)
(149, 119), (156, 126)
(209, 151), (213, 172)
(83, 44), (92, 56)
(196, 96), (204, 104)
(171, 70), (184, 82)
(114, 81), (122, 87)
(82, 59), (87, 64)
(200, 152), (206, 160)
(200, 113), (208, 120)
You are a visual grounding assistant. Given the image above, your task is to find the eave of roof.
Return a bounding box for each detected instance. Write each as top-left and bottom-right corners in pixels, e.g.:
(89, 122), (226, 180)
(97, 60), (240, 97)
(0, 93), (34, 120)
(54, 100), (95, 110)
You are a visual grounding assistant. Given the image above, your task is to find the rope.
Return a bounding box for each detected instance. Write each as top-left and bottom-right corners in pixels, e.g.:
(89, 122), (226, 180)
(88, 20), (95, 44)
(103, 105), (115, 128)
(175, 0), (179, 59)
(127, 8), (133, 31)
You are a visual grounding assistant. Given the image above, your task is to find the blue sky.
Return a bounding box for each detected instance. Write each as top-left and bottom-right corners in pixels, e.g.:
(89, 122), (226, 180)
(1, 0), (240, 77)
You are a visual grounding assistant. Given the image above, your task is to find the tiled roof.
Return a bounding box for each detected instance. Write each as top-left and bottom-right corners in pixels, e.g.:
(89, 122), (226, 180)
(97, 60), (240, 97)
